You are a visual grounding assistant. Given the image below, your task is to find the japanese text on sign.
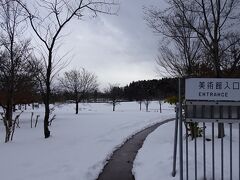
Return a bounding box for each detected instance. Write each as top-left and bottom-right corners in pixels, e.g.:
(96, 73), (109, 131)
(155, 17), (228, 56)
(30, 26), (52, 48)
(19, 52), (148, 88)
(185, 78), (240, 101)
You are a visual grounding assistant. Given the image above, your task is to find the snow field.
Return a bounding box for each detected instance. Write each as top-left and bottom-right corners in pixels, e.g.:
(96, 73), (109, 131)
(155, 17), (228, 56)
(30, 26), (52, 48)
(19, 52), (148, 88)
(0, 101), (174, 180)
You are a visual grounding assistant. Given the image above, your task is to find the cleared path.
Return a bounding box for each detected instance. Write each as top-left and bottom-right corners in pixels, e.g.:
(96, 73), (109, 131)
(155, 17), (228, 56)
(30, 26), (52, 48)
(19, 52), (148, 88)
(97, 118), (175, 180)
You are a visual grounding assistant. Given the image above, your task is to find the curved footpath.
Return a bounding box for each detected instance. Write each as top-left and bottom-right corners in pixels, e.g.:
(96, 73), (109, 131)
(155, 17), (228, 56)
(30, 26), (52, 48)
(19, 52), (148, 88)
(97, 118), (175, 180)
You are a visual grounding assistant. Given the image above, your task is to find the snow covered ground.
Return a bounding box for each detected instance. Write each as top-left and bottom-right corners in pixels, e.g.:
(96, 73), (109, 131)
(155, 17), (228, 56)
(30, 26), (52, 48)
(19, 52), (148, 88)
(133, 121), (240, 180)
(0, 101), (175, 180)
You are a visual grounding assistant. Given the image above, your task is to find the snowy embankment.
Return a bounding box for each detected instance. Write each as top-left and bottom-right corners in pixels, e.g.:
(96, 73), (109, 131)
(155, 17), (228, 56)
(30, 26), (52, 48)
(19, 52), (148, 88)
(133, 121), (239, 180)
(133, 121), (178, 180)
(0, 101), (174, 180)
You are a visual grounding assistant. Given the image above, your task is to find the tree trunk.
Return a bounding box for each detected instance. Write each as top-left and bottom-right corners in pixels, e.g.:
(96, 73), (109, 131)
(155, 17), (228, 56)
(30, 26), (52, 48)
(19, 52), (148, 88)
(6, 104), (13, 129)
(4, 123), (11, 143)
(3, 117), (11, 143)
(76, 101), (79, 114)
(113, 101), (115, 111)
(44, 101), (50, 138)
(159, 101), (162, 113)
(214, 52), (225, 138)
(5, 98), (13, 142)
(212, 46), (225, 138)
(139, 101), (142, 111)
(43, 52), (52, 139)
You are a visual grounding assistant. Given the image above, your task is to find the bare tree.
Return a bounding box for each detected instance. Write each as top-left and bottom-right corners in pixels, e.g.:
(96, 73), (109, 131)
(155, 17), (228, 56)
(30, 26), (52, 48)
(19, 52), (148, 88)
(80, 68), (99, 102)
(142, 84), (152, 112)
(145, 5), (201, 77)
(16, 0), (119, 138)
(137, 100), (143, 111)
(60, 68), (98, 114)
(221, 34), (240, 76)
(174, 0), (240, 78)
(136, 86), (144, 111)
(144, 100), (151, 112)
(0, 0), (36, 142)
(105, 84), (122, 111)
(156, 91), (163, 113)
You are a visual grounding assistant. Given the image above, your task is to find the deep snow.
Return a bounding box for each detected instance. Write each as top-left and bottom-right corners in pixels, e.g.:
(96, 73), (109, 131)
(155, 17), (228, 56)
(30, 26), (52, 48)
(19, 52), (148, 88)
(0, 101), (174, 180)
(133, 121), (240, 180)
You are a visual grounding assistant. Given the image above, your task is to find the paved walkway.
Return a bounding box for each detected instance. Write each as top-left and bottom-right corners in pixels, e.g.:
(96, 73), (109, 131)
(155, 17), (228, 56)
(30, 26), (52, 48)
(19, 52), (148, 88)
(97, 118), (174, 180)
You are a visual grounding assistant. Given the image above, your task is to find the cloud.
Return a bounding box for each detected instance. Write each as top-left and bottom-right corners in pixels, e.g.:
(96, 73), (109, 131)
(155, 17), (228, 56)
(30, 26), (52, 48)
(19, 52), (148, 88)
(57, 0), (164, 89)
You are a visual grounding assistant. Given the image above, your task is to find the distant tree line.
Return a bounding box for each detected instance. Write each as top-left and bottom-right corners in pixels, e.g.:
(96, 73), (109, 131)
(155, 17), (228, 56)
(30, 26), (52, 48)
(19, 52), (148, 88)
(124, 78), (178, 101)
(52, 78), (179, 103)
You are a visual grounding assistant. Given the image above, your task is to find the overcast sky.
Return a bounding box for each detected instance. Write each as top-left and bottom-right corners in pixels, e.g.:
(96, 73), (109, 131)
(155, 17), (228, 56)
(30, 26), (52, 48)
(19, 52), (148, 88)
(58, 0), (165, 89)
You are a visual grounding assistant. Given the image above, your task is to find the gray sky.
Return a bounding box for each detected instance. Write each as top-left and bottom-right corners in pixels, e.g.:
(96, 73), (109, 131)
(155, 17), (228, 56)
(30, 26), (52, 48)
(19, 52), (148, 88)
(59, 0), (165, 89)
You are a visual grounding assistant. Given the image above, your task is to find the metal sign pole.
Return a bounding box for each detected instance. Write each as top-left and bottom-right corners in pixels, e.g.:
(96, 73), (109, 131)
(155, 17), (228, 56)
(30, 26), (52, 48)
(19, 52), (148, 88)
(172, 103), (179, 177)
(179, 78), (183, 180)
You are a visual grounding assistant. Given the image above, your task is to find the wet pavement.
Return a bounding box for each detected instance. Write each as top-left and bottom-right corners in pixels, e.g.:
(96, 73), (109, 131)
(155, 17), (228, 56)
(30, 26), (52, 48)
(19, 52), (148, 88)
(97, 118), (174, 180)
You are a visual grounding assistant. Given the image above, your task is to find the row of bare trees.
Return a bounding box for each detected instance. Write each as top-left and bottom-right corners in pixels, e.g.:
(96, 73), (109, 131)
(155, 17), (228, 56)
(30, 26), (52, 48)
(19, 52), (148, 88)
(0, 0), (119, 142)
(145, 0), (240, 138)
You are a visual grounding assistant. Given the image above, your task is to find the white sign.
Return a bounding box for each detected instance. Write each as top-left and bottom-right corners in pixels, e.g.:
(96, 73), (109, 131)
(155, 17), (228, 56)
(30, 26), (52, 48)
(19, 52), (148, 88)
(185, 78), (240, 101)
